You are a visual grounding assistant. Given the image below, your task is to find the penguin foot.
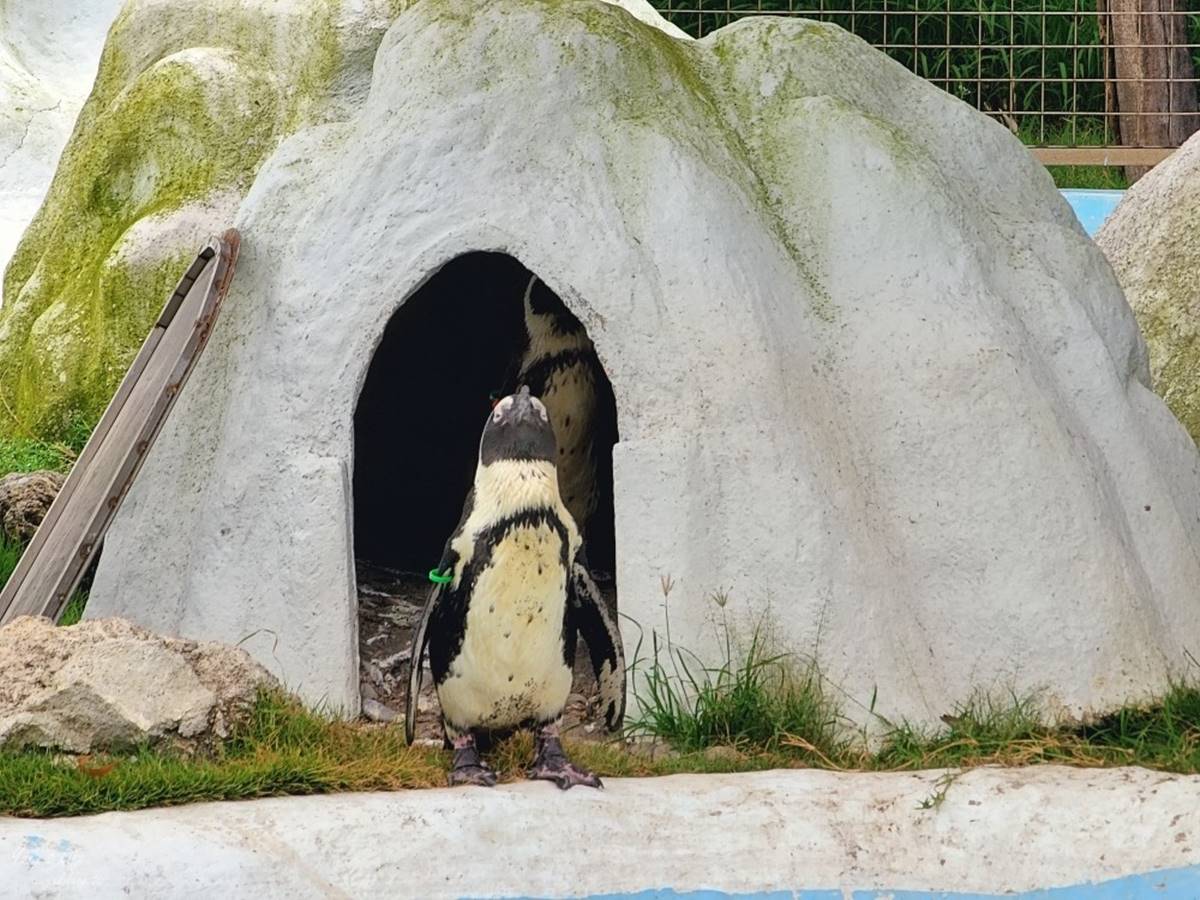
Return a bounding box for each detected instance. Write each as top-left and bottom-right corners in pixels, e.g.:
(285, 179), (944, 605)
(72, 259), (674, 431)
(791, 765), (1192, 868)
(527, 726), (603, 790)
(448, 736), (497, 788)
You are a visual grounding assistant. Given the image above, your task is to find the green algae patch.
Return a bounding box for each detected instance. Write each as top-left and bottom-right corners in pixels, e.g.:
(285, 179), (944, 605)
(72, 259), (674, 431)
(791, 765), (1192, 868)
(565, 7), (851, 325)
(0, 52), (278, 440)
(0, 0), (360, 443)
(1140, 308), (1200, 444)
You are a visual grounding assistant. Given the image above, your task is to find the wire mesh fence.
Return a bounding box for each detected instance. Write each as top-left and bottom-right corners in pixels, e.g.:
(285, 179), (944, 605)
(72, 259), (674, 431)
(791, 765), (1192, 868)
(650, 2), (1200, 166)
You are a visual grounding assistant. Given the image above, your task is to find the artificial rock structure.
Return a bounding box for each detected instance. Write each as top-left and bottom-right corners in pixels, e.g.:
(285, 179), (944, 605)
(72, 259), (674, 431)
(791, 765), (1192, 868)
(1098, 130), (1200, 447)
(0, 0), (123, 280)
(11, 0), (1191, 727)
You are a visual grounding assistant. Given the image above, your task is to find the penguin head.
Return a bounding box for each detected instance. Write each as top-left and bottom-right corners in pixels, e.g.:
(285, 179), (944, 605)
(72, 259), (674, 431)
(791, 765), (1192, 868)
(523, 276), (584, 337)
(479, 385), (557, 465)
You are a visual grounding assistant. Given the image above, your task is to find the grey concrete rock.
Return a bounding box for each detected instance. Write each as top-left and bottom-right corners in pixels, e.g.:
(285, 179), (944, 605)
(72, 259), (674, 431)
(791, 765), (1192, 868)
(361, 698), (397, 723)
(0, 470), (65, 541)
(0, 616), (278, 753)
(85, 0), (1200, 733)
(1097, 130), (1200, 444)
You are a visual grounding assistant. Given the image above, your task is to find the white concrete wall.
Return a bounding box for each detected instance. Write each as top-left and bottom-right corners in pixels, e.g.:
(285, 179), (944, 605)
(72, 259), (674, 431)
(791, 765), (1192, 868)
(5, 767), (1200, 898)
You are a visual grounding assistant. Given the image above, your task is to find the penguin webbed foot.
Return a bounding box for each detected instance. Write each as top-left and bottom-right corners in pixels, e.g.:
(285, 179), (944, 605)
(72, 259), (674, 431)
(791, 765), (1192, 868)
(448, 734), (497, 788)
(527, 723), (603, 791)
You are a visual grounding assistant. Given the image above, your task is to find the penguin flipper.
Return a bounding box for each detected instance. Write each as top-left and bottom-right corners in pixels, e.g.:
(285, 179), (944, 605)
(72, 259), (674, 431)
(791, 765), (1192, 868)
(405, 581), (439, 745)
(569, 556), (626, 731)
(406, 489), (475, 744)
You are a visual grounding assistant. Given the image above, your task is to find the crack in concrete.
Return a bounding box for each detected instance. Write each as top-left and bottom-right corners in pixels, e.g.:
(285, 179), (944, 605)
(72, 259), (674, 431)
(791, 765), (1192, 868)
(0, 100), (62, 170)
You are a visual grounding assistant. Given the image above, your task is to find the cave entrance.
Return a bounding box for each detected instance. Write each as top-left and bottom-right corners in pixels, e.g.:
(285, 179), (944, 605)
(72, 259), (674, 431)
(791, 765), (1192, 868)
(351, 251), (618, 730)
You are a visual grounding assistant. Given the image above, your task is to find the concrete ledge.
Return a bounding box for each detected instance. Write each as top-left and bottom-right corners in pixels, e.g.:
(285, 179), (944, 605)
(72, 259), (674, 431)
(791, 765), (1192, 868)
(5, 766), (1199, 898)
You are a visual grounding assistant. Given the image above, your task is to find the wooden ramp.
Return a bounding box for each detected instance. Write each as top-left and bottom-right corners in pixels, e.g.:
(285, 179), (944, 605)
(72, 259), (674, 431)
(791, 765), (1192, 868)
(0, 229), (240, 625)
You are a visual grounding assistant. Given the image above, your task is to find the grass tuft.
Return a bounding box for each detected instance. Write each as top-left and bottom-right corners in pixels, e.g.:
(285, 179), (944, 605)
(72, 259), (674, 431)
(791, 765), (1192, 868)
(0, 439), (74, 476)
(0, 534), (23, 588)
(624, 581), (849, 764)
(57, 592), (89, 627)
(627, 626), (847, 764)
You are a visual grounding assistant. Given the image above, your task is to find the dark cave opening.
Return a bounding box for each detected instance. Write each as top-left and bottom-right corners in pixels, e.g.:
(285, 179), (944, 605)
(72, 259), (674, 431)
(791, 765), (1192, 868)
(352, 251), (620, 729)
(351, 251), (619, 581)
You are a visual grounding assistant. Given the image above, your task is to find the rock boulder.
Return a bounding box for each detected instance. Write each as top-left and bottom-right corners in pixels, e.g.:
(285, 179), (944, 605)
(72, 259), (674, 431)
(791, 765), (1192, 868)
(87, 0), (1200, 730)
(0, 0), (398, 438)
(0, 469), (65, 541)
(1097, 131), (1200, 445)
(0, 615), (277, 753)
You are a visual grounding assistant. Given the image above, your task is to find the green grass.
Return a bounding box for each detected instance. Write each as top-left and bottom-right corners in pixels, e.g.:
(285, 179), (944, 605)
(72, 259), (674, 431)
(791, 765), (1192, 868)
(5, 615), (1200, 818)
(1018, 118), (1129, 190)
(624, 601), (1200, 775)
(2, 687), (821, 818)
(7, 677), (1200, 818)
(1041, 164), (1127, 191)
(0, 691), (450, 818)
(57, 591), (89, 627)
(2, 593), (1197, 819)
(0, 408), (92, 476)
(0, 533), (22, 587)
(625, 615), (848, 765)
(0, 438), (75, 475)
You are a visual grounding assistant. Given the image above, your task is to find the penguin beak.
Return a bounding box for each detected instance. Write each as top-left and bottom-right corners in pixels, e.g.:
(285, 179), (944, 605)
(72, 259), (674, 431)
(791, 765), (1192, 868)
(509, 386), (534, 422)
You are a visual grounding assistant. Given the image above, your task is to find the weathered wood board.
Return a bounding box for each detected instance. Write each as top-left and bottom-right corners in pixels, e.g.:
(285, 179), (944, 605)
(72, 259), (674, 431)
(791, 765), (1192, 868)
(0, 229), (240, 624)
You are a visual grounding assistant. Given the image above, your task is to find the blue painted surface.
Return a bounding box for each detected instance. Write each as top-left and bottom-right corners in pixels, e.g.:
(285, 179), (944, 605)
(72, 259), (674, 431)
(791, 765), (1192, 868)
(484, 863), (1200, 900)
(1059, 188), (1125, 237)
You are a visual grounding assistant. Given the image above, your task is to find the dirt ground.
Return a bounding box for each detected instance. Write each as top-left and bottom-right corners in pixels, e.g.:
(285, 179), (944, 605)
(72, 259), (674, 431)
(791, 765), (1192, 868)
(356, 561), (617, 744)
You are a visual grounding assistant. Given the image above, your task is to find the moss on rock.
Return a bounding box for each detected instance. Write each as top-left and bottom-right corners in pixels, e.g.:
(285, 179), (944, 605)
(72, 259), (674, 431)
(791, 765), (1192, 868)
(0, 0), (390, 441)
(1097, 131), (1200, 445)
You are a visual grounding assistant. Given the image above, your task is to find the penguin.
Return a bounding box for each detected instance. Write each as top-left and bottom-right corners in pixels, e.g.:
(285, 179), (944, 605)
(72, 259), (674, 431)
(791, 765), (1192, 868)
(406, 386), (625, 789)
(503, 276), (618, 575)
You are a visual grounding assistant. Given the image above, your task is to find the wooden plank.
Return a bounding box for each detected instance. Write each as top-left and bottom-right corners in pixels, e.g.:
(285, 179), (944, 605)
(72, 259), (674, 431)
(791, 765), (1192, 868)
(0, 229), (240, 624)
(14, 250), (219, 588)
(1031, 147), (1175, 166)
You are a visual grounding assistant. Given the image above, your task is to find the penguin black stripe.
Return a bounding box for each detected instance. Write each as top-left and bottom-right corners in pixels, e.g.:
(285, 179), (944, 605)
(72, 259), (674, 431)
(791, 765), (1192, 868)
(457, 507), (572, 601)
(527, 277), (584, 335)
(428, 507), (573, 683)
(519, 347), (600, 395)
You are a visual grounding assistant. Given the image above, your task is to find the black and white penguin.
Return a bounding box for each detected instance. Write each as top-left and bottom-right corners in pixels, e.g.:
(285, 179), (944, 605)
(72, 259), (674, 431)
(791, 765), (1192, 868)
(406, 386), (625, 789)
(505, 276), (617, 574)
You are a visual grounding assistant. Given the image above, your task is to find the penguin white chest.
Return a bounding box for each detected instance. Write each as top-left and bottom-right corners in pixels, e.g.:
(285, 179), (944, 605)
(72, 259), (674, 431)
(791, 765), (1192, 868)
(438, 521), (573, 730)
